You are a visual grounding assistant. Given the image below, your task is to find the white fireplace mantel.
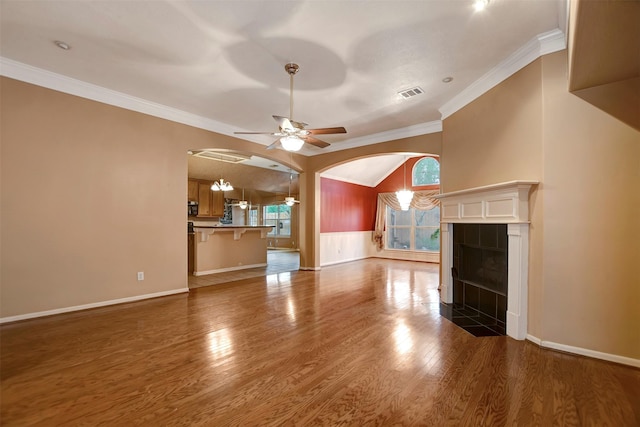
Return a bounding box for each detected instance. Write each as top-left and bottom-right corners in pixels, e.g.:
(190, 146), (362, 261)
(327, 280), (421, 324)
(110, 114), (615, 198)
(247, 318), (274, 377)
(434, 180), (538, 224)
(436, 180), (538, 340)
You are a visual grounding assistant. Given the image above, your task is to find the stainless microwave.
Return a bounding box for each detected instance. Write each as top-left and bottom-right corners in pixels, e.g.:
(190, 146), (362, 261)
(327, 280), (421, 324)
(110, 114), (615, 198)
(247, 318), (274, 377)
(188, 201), (198, 216)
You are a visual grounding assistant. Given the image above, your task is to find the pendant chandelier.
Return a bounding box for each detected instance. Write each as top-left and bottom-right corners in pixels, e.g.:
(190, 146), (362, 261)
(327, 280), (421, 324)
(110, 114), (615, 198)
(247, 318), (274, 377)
(210, 155), (234, 191)
(395, 158), (413, 211)
(211, 178), (233, 192)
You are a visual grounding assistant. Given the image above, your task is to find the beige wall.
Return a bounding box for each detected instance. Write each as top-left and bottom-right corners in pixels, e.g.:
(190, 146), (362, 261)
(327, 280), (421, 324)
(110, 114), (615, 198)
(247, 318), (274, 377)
(0, 77), (299, 318)
(441, 50), (640, 360)
(194, 230), (268, 274)
(540, 51), (640, 358)
(1, 78), (187, 316)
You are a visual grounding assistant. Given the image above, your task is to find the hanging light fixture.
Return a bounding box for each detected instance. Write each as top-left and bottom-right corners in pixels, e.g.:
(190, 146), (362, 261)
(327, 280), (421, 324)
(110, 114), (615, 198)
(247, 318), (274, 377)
(285, 154), (300, 206)
(238, 188), (248, 209)
(395, 158), (413, 211)
(211, 178), (233, 192)
(210, 155), (234, 191)
(281, 135), (305, 152)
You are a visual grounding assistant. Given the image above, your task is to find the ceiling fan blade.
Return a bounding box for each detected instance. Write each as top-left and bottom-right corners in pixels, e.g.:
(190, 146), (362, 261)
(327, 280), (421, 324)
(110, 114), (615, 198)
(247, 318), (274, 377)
(302, 135), (331, 148)
(234, 131), (281, 135)
(306, 127), (347, 135)
(266, 138), (282, 150)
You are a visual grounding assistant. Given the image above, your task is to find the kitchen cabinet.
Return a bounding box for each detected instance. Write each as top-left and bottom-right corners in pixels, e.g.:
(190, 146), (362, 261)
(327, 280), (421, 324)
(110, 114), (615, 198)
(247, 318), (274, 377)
(188, 180), (199, 202)
(211, 191), (224, 216)
(196, 181), (224, 218)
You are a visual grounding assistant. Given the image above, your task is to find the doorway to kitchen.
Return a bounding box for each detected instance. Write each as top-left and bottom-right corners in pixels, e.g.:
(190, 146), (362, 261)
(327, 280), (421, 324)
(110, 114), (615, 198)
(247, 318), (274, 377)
(188, 250), (300, 289)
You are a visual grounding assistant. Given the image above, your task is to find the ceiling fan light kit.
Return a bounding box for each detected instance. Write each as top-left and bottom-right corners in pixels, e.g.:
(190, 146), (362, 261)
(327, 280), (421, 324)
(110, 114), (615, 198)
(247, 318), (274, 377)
(234, 63), (346, 152)
(281, 135), (305, 152)
(238, 188), (248, 209)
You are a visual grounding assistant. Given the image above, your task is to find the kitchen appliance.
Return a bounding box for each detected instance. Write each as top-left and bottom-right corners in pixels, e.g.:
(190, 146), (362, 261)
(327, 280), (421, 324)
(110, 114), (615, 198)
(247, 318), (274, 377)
(188, 201), (198, 216)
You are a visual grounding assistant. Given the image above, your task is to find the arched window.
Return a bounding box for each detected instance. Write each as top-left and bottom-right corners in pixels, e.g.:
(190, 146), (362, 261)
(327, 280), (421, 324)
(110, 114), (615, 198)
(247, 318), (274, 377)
(412, 157), (440, 186)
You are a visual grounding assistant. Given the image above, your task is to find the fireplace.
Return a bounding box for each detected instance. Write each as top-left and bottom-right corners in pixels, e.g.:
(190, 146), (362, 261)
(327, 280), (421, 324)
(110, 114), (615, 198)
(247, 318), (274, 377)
(435, 181), (537, 340)
(451, 223), (508, 336)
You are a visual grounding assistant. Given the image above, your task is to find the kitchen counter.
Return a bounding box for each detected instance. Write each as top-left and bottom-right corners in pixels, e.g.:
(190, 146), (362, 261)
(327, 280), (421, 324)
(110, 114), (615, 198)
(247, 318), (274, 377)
(191, 225), (274, 276)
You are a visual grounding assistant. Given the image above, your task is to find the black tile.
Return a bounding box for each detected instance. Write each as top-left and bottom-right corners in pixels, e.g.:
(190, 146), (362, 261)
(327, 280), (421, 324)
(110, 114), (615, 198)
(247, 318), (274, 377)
(480, 224), (498, 248)
(453, 224), (463, 244)
(452, 316), (481, 327)
(478, 287), (497, 318)
(453, 280), (464, 305)
(459, 325), (502, 337)
(497, 294), (507, 322)
(464, 224), (480, 246)
(464, 283), (479, 310)
(439, 303), (453, 318)
(497, 224), (508, 250)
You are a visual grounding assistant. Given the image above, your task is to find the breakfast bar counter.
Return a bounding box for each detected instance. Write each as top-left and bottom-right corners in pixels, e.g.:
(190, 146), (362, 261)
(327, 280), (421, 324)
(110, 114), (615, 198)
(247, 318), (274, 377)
(192, 225), (273, 276)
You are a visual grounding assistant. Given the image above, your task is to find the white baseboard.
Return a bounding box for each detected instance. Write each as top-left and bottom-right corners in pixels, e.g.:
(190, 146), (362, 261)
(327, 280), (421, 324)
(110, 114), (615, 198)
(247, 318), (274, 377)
(0, 288), (189, 324)
(526, 334), (640, 368)
(299, 266), (321, 271)
(321, 255), (369, 267)
(193, 263), (266, 276)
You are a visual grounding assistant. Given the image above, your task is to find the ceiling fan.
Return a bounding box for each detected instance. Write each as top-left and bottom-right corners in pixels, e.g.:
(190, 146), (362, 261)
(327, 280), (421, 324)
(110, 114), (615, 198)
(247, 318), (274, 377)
(234, 63), (347, 152)
(229, 188), (250, 210)
(283, 170), (299, 206)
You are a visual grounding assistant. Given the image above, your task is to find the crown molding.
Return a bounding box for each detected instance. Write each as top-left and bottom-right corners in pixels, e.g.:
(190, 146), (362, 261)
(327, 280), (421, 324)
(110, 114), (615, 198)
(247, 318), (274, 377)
(0, 57), (246, 139)
(326, 120), (443, 153)
(438, 28), (566, 120)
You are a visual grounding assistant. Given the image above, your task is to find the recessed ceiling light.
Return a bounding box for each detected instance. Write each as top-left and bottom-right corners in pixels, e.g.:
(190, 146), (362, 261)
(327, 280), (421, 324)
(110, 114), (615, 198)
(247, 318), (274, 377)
(442, 77), (454, 83)
(473, 0), (489, 12)
(54, 40), (71, 50)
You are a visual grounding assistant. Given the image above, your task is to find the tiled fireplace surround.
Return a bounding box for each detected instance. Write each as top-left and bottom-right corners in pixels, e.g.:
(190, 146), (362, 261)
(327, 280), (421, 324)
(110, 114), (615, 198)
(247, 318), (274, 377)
(436, 181), (538, 340)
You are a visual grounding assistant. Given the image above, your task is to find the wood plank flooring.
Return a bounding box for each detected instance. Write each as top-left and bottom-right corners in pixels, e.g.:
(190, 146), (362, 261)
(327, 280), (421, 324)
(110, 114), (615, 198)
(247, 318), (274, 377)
(189, 250), (300, 288)
(1, 258), (639, 426)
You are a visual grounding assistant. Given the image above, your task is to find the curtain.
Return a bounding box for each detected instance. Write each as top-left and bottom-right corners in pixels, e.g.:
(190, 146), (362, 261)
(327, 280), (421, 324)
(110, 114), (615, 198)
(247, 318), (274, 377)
(372, 190), (440, 250)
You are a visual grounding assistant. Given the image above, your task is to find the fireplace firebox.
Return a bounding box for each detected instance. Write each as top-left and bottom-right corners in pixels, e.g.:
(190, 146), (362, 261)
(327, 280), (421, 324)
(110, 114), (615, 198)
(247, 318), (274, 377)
(450, 223), (508, 336)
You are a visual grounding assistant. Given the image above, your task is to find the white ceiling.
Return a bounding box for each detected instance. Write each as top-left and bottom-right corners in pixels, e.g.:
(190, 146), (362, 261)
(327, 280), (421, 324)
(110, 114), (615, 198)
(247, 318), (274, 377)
(0, 0), (566, 185)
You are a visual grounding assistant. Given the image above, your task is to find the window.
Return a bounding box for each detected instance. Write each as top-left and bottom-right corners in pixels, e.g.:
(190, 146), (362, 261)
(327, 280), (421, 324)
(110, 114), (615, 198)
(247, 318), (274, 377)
(413, 157), (440, 186)
(263, 204), (291, 237)
(386, 206), (440, 252)
(248, 207), (258, 226)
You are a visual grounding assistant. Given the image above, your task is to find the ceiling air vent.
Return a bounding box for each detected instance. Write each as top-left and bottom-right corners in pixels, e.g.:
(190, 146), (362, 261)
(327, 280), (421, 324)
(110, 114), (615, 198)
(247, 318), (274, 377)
(398, 86), (424, 99)
(191, 150), (251, 164)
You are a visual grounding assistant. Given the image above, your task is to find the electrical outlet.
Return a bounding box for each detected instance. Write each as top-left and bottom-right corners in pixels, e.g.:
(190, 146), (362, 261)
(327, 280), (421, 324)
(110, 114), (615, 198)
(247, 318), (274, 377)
(137, 272), (144, 281)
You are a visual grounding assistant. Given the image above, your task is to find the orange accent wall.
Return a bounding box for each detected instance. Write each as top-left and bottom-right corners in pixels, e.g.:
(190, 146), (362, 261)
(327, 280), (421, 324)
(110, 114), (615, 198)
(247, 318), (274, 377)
(321, 178), (377, 232)
(375, 156), (440, 193)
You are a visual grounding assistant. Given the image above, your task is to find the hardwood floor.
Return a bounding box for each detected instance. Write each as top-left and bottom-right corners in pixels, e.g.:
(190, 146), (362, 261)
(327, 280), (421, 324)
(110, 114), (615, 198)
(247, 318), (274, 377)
(189, 250), (300, 289)
(1, 259), (638, 426)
